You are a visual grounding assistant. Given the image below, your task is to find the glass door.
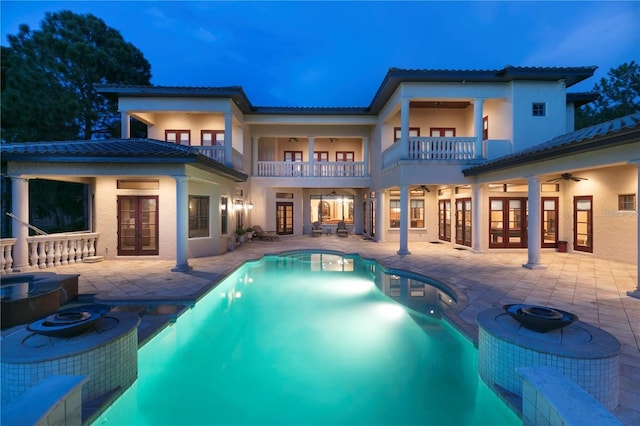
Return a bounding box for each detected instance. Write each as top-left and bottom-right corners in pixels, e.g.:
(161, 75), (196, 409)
(117, 196), (159, 256)
(276, 202), (293, 235)
(542, 197), (558, 248)
(438, 199), (451, 242)
(574, 196), (593, 253)
(455, 198), (471, 247)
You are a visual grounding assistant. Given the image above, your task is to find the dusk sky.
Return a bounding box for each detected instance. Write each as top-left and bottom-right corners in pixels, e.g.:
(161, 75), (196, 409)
(2, 1), (638, 107)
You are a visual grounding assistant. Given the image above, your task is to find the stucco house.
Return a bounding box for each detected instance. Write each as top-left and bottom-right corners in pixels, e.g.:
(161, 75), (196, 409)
(1, 66), (638, 291)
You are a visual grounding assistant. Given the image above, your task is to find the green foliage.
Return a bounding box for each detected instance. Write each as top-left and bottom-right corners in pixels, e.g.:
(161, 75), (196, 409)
(1, 10), (152, 142)
(29, 179), (88, 233)
(576, 61), (640, 129)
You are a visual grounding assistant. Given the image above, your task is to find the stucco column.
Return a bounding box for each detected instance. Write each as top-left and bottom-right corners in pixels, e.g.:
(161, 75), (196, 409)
(172, 176), (192, 272)
(397, 185), (411, 255)
(11, 177), (29, 270)
(375, 191), (386, 242)
(252, 136), (259, 176)
(474, 98), (484, 159)
(363, 137), (369, 176)
(308, 136), (315, 176)
(121, 111), (130, 139)
(471, 183), (483, 252)
(523, 176), (545, 270)
(628, 162), (640, 298)
(224, 112), (233, 168)
(400, 97), (411, 159)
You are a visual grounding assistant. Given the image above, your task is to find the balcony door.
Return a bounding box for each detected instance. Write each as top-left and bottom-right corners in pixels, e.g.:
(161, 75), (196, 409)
(276, 202), (293, 235)
(117, 196), (159, 256)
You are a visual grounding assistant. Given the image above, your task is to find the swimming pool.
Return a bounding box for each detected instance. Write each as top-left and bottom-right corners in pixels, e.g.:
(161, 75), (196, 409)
(95, 251), (519, 425)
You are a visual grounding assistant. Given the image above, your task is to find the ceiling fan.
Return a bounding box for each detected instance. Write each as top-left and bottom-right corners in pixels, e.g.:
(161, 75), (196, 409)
(288, 137), (299, 142)
(546, 173), (588, 182)
(414, 185), (431, 192)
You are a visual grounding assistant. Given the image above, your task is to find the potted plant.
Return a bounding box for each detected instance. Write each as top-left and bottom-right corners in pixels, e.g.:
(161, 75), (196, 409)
(235, 227), (247, 243)
(245, 227), (254, 240)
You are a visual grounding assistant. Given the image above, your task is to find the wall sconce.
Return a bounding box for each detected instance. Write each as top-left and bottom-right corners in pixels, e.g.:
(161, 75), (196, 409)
(248, 202), (254, 211)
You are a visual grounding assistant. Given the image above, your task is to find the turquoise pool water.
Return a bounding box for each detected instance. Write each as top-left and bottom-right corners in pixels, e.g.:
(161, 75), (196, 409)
(95, 251), (519, 425)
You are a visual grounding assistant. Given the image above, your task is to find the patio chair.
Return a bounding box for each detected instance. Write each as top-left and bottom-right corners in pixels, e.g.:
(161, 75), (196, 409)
(336, 221), (348, 238)
(311, 221), (323, 237)
(252, 225), (279, 241)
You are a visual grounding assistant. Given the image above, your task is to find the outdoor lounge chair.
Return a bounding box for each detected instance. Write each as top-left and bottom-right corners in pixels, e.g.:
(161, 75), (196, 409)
(252, 225), (279, 241)
(336, 221), (348, 238)
(311, 221), (323, 237)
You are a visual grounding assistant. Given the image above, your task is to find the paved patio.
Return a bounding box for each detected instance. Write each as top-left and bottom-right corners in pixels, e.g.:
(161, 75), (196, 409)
(21, 236), (640, 424)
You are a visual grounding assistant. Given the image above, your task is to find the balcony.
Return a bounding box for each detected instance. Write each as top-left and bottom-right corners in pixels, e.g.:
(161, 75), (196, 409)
(256, 161), (366, 177)
(383, 137), (477, 168)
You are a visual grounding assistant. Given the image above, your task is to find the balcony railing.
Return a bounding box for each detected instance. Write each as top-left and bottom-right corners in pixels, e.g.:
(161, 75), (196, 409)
(194, 146), (244, 170)
(256, 161), (366, 177)
(383, 137), (477, 168)
(27, 232), (100, 270)
(1, 238), (17, 274)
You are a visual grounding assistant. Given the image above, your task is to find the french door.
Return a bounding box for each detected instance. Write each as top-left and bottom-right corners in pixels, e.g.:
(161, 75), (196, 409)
(117, 196), (159, 255)
(489, 197), (528, 248)
(455, 198), (472, 247)
(438, 199), (451, 242)
(542, 197), (559, 248)
(574, 196), (593, 253)
(276, 202), (293, 235)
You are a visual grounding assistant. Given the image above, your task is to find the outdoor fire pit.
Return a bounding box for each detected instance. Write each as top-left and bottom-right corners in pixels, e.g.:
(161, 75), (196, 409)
(503, 304), (578, 332)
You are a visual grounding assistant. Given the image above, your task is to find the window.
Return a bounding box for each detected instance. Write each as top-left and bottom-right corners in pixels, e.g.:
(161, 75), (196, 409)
(117, 180), (159, 190)
(619, 194), (636, 211)
(201, 130), (225, 146)
(284, 151), (303, 161)
(314, 151), (328, 161)
(389, 200), (401, 228)
(410, 199), (424, 228)
(310, 194), (354, 224)
(336, 151), (354, 162)
(189, 196), (209, 238)
(482, 116), (489, 140)
(532, 103), (546, 117)
(165, 130), (190, 146)
(430, 128), (456, 137)
(221, 196), (228, 234)
(393, 127), (420, 142)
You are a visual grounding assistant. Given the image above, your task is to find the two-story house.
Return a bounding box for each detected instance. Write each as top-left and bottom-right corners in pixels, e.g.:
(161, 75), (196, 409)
(2, 66), (638, 287)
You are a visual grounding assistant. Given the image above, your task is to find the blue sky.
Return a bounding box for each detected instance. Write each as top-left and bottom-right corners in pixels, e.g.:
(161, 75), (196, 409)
(2, 1), (639, 107)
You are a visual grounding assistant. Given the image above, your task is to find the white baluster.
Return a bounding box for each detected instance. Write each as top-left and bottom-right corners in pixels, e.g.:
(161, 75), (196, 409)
(38, 240), (47, 268)
(61, 237), (69, 265)
(88, 237), (96, 257)
(29, 241), (38, 267)
(82, 238), (89, 260)
(46, 240), (55, 268)
(53, 240), (62, 266)
(1, 245), (7, 273)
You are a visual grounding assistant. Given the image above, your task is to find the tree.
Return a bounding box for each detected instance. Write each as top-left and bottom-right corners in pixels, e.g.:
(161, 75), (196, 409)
(1, 10), (152, 142)
(576, 61), (640, 129)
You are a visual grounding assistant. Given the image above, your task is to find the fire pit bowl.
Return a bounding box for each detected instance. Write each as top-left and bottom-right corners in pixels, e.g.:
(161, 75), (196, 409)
(28, 304), (111, 338)
(503, 304), (578, 333)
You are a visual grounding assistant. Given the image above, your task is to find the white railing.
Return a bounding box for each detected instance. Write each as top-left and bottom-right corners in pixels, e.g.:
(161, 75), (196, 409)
(26, 232), (99, 269)
(1, 238), (17, 274)
(256, 161), (366, 177)
(382, 137), (477, 168)
(409, 137), (476, 160)
(195, 146), (245, 171)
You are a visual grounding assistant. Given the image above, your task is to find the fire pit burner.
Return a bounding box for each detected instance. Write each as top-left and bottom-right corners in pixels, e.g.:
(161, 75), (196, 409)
(28, 304), (111, 338)
(503, 304), (578, 333)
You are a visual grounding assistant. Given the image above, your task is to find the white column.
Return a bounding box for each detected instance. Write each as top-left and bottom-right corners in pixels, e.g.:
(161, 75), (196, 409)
(400, 97), (411, 160)
(523, 176), (545, 269)
(363, 137), (369, 176)
(308, 136), (315, 176)
(397, 185), (411, 255)
(471, 183), (483, 252)
(172, 176), (192, 272)
(628, 162), (640, 298)
(224, 112), (233, 168)
(252, 136), (259, 176)
(121, 112), (130, 139)
(474, 98), (484, 159)
(11, 177), (29, 270)
(375, 191), (386, 242)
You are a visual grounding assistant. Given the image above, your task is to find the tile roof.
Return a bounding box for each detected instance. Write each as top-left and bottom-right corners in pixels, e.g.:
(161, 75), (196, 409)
(463, 112), (640, 175)
(0, 138), (248, 182)
(97, 66), (597, 115)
